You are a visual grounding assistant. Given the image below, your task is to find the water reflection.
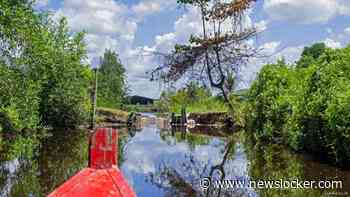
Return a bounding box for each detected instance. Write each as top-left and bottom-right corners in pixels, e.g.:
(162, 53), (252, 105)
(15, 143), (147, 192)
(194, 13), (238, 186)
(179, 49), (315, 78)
(0, 130), (89, 196)
(119, 125), (257, 197)
(244, 132), (350, 197)
(1, 116), (350, 197)
(119, 122), (350, 197)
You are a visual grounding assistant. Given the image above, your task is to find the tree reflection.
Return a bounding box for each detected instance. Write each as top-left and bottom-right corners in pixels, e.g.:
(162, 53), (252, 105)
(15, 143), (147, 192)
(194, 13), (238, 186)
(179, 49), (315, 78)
(37, 129), (89, 194)
(147, 159), (198, 197)
(205, 141), (236, 197)
(0, 129), (89, 196)
(243, 132), (347, 196)
(1, 127), (142, 196)
(159, 126), (211, 150)
(147, 129), (250, 197)
(118, 127), (137, 167)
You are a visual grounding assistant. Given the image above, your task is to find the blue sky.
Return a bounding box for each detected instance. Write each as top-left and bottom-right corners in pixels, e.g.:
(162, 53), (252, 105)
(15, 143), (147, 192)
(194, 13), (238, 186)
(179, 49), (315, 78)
(36, 0), (350, 98)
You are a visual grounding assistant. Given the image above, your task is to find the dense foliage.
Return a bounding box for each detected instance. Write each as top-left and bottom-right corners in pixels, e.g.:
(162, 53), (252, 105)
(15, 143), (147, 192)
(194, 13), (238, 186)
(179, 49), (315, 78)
(247, 43), (350, 166)
(97, 50), (127, 108)
(0, 1), (91, 159)
(155, 82), (228, 114)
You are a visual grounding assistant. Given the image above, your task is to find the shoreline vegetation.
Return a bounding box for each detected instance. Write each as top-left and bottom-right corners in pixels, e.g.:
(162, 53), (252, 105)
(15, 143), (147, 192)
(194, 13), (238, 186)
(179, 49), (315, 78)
(154, 43), (350, 168)
(0, 2), (127, 160)
(0, 1), (349, 170)
(0, 1), (90, 160)
(245, 43), (350, 168)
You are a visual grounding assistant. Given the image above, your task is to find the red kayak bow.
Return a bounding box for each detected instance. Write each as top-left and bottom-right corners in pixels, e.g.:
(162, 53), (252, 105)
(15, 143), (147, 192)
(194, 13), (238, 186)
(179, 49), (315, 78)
(48, 128), (136, 197)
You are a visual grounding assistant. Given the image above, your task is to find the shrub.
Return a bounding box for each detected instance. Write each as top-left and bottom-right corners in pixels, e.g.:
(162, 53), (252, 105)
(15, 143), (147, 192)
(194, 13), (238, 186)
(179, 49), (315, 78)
(248, 60), (297, 144)
(247, 44), (350, 166)
(0, 64), (40, 132)
(0, 1), (92, 160)
(158, 82), (228, 114)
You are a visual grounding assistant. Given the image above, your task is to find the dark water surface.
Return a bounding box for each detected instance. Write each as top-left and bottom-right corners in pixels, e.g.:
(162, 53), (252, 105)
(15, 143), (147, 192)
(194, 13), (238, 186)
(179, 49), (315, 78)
(1, 116), (350, 197)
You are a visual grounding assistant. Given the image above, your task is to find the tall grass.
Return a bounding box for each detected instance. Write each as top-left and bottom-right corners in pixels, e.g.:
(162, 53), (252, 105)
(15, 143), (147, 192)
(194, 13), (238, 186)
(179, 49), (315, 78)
(170, 97), (228, 114)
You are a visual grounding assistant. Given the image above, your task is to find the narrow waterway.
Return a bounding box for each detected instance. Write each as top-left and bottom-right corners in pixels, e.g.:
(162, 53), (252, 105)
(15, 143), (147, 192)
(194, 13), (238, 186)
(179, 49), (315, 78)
(0, 115), (349, 196)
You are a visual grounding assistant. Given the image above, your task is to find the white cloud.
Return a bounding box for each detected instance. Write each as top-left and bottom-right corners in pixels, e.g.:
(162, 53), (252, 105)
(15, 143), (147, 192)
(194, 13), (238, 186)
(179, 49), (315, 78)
(120, 126), (244, 190)
(144, 6), (271, 94)
(326, 28), (333, 34)
(344, 27), (350, 35)
(337, 0), (350, 14)
(237, 43), (303, 89)
(132, 2), (161, 15)
(151, 5), (256, 54)
(52, 0), (184, 97)
(34, 0), (49, 8)
(54, 0), (344, 97)
(52, 0), (176, 97)
(154, 33), (177, 52)
(260, 41), (281, 54)
(324, 38), (342, 48)
(264, 0), (350, 24)
(132, 0), (176, 19)
(55, 0), (136, 36)
(85, 34), (120, 64)
(54, 0), (138, 62)
(255, 20), (269, 32)
(153, 7), (202, 53)
(275, 45), (304, 63)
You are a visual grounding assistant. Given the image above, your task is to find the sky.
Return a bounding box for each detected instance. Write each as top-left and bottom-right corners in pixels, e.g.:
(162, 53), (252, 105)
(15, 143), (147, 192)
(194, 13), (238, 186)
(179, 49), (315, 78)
(35, 0), (350, 99)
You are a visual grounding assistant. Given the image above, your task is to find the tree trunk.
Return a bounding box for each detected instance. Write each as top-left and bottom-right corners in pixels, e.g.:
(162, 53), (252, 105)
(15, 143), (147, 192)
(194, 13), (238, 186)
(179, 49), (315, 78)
(200, 5), (234, 116)
(219, 86), (234, 112)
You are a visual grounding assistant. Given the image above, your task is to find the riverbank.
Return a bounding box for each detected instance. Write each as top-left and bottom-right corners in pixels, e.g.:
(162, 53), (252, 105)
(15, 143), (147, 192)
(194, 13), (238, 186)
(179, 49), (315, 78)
(2, 119), (349, 196)
(240, 44), (350, 168)
(96, 107), (130, 125)
(0, 107), (131, 162)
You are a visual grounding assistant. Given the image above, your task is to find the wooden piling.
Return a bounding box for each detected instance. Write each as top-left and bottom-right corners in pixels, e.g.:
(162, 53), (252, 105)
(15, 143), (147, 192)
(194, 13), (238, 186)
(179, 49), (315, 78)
(90, 68), (98, 129)
(170, 112), (175, 126)
(181, 106), (187, 125)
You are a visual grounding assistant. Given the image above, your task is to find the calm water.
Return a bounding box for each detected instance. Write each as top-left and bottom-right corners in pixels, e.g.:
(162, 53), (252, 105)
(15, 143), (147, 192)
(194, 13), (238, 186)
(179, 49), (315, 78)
(1, 116), (350, 197)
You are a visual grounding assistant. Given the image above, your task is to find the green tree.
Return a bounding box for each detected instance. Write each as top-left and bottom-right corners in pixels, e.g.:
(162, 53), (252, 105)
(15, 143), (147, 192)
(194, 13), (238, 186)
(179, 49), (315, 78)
(1, 0), (91, 129)
(0, 0), (92, 159)
(98, 50), (127, 108)
(296, 43), (326, 68)
(157, 82), (227, 113)
(35, 18), (91, 129)
(247, 43), (350, 166)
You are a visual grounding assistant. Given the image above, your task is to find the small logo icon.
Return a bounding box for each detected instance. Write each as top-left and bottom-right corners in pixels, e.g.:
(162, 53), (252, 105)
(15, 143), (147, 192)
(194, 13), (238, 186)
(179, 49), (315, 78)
(200, 177), (211, 190)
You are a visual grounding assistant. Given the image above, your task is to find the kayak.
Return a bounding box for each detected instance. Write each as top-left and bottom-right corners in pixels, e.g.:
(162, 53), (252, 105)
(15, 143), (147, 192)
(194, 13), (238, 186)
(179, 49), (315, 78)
(48, 128), (136, 197)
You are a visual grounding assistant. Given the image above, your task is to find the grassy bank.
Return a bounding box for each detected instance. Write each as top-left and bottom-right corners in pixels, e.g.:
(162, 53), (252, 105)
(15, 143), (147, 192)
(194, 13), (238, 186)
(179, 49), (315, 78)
(242, 43), (350, 167)
(156, 83), (228, 114)
(122, 104), (158, 113)
(96, 107), (130, 125)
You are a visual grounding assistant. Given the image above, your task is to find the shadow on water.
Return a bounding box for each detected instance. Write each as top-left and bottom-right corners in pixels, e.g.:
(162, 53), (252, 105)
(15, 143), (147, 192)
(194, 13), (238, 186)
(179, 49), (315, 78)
(1, 115), (350, 197)
(0, 129), (89, 196)
(118, 119), (350, 197)
(0, 127), (135, 197)
(244, 132), (350, 197)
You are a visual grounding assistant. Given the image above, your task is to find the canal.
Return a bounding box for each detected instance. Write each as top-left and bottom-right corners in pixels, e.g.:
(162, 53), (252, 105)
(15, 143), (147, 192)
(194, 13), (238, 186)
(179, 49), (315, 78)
(1, 114), (349, 196)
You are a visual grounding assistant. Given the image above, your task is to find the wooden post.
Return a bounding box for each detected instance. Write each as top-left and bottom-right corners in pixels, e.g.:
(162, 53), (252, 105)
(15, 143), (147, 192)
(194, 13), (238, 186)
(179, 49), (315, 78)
(170, 112), (175, 126)
(181, 106), (187, 126)
(90, 68), (98, 129)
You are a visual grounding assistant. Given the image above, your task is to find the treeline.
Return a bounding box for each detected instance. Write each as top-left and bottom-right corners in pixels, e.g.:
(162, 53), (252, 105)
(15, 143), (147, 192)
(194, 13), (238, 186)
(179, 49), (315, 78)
(155, 82), (228, 114)
(246, 43), (350, 166)
(0, 1), (126, 160)
(97, 50), (127, 109)
(0, 1), (91, 159)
